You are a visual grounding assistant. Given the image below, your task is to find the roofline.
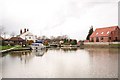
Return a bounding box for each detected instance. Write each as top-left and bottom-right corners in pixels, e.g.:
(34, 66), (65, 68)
(95, 26), (119, 30)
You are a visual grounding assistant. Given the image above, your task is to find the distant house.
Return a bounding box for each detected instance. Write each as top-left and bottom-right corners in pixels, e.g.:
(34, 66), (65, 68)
(9, 37), (26, 46)
(18, 28), (37, 43)
(0, 36), (4, 45)
(90, 26), (120, 42)
(0, 36), (4, 41)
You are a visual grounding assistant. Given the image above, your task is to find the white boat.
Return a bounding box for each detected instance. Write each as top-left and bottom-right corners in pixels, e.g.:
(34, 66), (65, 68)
(32, 49), (47, 56)
(31, 43), (45, 50)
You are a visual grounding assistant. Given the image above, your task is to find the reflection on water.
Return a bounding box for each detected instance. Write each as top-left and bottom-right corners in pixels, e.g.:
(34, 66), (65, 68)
(0, 48), (2, 79)
(32, 49), (48, 57)
(0, 54), (2, 79)
(2, 48), (118, 78)
(61, 48), (78, 52)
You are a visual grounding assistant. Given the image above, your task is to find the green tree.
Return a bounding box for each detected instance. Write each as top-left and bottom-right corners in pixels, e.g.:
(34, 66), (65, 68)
(70, 40), (77, 45)
(86, 26), (93, 40)
(63, 39), (67, 43)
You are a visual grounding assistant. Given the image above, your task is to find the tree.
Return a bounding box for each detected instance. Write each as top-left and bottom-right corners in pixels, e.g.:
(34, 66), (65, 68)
(41, 35), (48, 40)
(86, 26), (93, 40)
(70, 40), (77, 45)
(0, 26), (8, 39)
(43, 40), (49, 46)
(10, 32), (16, 37)
(27, 40), (34, 45)
(0, 26), (5, 37)
(63, 38), (70, 45)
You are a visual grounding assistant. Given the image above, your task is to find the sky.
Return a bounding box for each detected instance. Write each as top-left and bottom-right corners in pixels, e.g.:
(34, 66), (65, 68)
(0, 0), (119, 40)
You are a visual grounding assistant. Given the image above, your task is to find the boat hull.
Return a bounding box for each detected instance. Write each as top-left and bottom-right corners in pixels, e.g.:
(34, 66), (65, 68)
(31, 43), (45, 50)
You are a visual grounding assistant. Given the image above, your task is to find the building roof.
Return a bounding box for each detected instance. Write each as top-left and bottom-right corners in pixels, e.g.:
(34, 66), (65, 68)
(18, 31), (35, 38)
(0, 36), (4, 40)
(10, 37), (25, 41)
(90, 26), (120, 37)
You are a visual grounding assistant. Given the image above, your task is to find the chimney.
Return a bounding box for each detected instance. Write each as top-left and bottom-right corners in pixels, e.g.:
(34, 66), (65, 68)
(20, 29), (22, 34)
(27, 29), (29, 31)
(24, 28), (26, 33)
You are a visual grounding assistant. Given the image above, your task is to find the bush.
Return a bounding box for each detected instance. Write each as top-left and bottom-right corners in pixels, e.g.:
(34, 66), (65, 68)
(27, 40), (34, 45)
(70, 40), (77, 45)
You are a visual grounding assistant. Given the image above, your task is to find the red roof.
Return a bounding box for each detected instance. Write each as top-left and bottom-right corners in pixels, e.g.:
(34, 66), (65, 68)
(90, 26), (120, 37)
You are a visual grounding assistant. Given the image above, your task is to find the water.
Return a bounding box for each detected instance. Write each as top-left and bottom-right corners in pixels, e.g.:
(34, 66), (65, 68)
(0, 53), (2, 79)
(1, 48), (118, 78)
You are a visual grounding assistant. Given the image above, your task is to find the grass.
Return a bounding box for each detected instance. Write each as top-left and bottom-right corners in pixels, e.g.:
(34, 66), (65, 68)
(14, 45), (23, 49)
(0, 45), (23, 50)
(110, 44), (120, 48)
(0, 45), (13, 50)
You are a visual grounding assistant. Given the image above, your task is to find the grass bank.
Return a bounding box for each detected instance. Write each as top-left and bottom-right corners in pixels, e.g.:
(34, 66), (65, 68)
(82, 44), (120, 48)
(13, 45), (31, 51)
(0, 45), (31, 53)
(0, 46), (13, 50)
(109, 44), (120, 48)
(0, 45), (30, 50)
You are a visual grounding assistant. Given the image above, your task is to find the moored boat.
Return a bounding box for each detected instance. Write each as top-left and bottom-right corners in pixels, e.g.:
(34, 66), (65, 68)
(31, 43), (45, 50)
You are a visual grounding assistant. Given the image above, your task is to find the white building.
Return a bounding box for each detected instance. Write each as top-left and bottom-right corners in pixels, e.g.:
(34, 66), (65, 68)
(18, 28), (37, 42)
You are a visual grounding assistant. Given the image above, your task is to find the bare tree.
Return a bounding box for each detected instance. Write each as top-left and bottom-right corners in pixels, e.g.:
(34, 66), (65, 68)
(0, 26), (8, 39)
(0, 26), (5, 36)
(41, 35), (48, 40)
(3, 32), (7, 39)
(10, 32), (15, 37)
(50, 36), (55, 40)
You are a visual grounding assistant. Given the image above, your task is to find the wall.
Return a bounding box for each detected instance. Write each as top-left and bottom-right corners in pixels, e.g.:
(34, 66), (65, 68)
(90, 37), (109, 42)
(84, 42), (120, 45)
(19, 31), (37, 42)
(25, 35), (36, 42)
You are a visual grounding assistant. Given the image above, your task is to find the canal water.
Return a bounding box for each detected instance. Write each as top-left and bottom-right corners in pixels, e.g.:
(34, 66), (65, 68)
(0, 53), (2, 79)
(1, 48), (118, 78)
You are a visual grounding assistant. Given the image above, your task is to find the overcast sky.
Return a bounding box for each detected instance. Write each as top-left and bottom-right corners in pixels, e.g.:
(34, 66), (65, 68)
(1, 0), (119, 40)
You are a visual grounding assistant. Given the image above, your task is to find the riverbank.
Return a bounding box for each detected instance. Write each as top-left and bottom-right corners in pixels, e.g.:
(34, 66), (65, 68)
(48, 44), (120, 49)
(0, 47), (31, 53)
(0, 47), (15, 53)
(1, 42), (120, 54)
(83, 42), (120, 48)
(0, 46), (13, 50)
